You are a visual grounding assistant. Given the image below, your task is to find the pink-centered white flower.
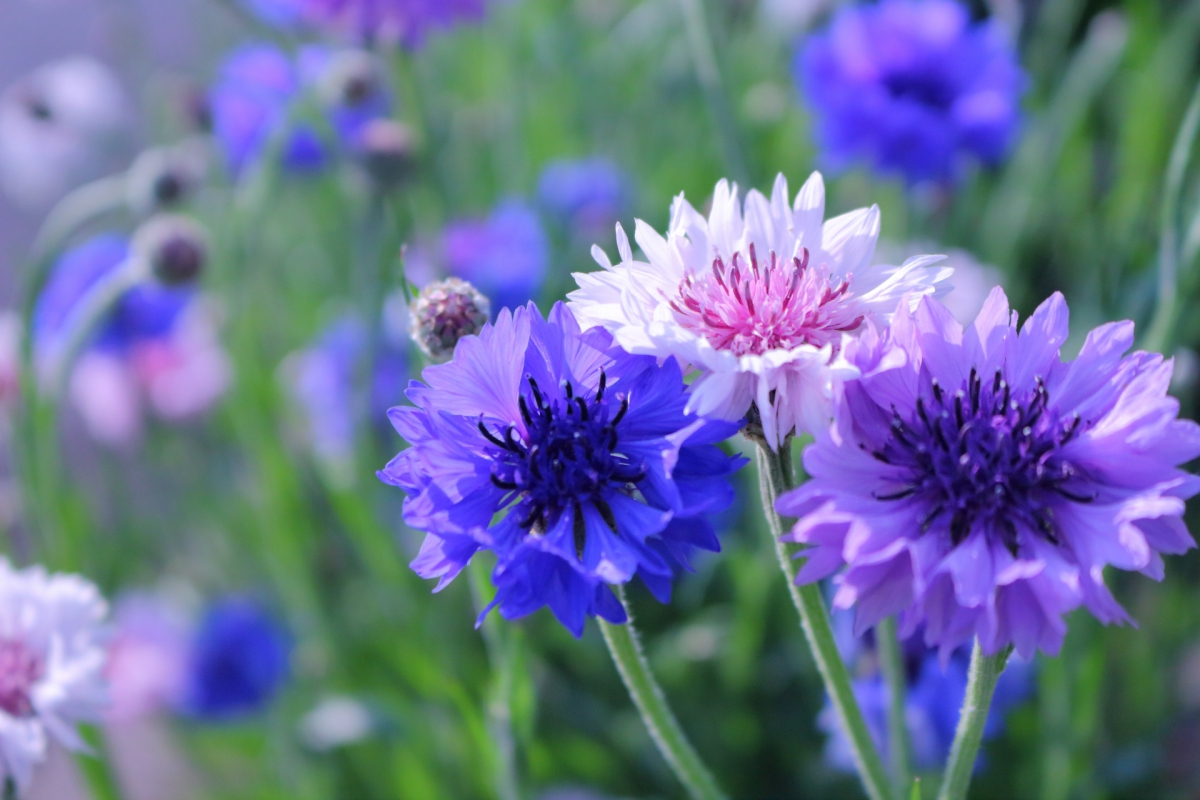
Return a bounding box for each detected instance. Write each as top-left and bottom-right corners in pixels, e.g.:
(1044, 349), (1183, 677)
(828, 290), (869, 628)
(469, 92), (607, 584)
(0, 559), (109, 794)
(568, 172), (952, 447)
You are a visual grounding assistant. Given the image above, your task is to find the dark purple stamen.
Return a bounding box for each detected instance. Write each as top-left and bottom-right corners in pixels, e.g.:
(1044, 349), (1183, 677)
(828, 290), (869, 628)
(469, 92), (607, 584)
(872, 369), (1092, 555)
(478, 370), (644, 534)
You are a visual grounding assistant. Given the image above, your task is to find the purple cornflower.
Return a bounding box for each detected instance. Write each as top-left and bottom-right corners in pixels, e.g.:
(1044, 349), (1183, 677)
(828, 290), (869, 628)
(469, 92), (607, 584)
(295, 0), (488, 48)
(778, 289), (1200, 658)
(796, 0), (1024, 184)
(380, 302), (745, 636)
(208, 44), (389, 176)
(182, 598), (291, 721)
(444, 199), (549, 315)
(537, 157), (630, 237)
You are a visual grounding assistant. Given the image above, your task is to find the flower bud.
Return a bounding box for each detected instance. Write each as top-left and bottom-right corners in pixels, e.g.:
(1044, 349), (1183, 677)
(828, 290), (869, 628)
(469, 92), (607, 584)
(408, 278), (490, 363)
(318, 50), (385, 110)
(133, 214), (209, 286)
(357, 119), (416, 190)
(125, 140), (207, 215)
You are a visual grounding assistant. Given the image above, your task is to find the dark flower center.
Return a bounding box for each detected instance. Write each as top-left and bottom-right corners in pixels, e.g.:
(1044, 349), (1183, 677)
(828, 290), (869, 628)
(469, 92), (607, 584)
(0, 638), (43, 718)
(882, 71), (958, 112)
(869, 368), (1091, 554)
(478, 372), (645, 549)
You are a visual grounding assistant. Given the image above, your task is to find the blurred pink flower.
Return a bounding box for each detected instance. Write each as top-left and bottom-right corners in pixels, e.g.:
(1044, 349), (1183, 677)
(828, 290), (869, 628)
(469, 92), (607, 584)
(105, 594), (191, 724)
(69, 299), (231, 447)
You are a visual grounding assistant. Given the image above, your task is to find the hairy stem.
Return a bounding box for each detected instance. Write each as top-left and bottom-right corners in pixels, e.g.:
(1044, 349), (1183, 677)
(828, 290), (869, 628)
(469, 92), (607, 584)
(937, 641), (1013, 800)
(599, 586), (727, 800)
(755, 442), (896, 800)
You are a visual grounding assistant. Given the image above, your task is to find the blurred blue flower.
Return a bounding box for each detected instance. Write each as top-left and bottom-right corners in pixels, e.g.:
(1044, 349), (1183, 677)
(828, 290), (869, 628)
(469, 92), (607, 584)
(380, 303), (745, 636)
(208, 44), (390, 176)
(537, 157), (629, 235)
(796, 0), (1024, 184)
(443, 200), (549, 315)
(182, 598), (291, 721)
(284, 313), (408, 477)
(32, 234), (230, 445)
(820, 628), (1035, 773)
(295, 0), (488, 48)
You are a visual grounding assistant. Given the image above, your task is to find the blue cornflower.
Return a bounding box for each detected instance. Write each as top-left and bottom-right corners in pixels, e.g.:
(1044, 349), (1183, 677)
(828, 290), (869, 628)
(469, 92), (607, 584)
(796, 0), (1024, 184)
(182, 598), (291, 721)
(380, 302), (745, 636)
(537, 157), (630, 236)
(208, 44), (389, 176)
(285, 313), (407, 475)
(443, 200), (549, 315)
(821, 630), (1035, 772)
(31, 234), (230, 445)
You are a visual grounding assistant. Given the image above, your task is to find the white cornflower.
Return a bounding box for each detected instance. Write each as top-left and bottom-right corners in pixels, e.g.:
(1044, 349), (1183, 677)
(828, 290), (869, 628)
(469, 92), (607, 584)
(568, 172), (952, 448)
(0, 559), (108, 794)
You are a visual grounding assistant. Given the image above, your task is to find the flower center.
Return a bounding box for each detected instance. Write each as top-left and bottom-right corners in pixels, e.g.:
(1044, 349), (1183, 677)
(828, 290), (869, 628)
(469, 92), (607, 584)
(0, 638), (43, 718)
(881, 70), (958, 111)
(478, 372), (645, 546)
(668, 245), (864, 356)
(870, 368), (1091, 553)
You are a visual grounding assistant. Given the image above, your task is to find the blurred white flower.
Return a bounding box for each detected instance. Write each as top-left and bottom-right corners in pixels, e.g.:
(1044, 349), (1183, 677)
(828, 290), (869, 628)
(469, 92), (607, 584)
(757, 0), (835, 36)
(299, 695), (373, 751)
(0, 558), (109, 794)
(0, 57), (129, 210)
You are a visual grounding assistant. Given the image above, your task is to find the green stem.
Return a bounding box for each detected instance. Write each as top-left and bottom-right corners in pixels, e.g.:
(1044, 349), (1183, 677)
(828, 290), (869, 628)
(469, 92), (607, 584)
(678, 0), (749, 185)
(598, 586), (727, 800)
(469, 559), (523, 800)
(755, 442), (895, 800)
(877, 616), (913, 796)
(937, 641), (1013, 800)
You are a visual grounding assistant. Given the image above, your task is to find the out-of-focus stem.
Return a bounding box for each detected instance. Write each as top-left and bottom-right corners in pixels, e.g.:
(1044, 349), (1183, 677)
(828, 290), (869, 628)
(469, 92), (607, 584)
(877, 616), (912, 796)
(1145, 77), (1200, 354)
(468, 559), (523, 800)
(937, 641), (1013, 800)
(755, 442), (896, 800)
(599, 586), (727, 800)
(678, 0), (749, 185)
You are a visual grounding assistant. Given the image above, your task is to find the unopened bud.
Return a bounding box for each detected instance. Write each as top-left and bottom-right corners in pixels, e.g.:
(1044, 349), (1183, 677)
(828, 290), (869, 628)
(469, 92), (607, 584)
(319, 50), (385, 109)
(409, 278), (490, 362)
(133, 214), (209, 286)
(358, 119), (416, 190)
(126, 140), (207, 215)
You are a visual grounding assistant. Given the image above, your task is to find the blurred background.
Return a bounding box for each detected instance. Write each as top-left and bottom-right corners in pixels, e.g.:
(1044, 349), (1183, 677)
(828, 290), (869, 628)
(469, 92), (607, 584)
(5, 0), (1200, 798)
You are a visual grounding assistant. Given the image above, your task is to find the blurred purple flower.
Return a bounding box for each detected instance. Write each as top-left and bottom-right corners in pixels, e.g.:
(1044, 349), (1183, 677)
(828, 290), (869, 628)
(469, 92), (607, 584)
(779, 289), (1200, 659)
(820, 630), (1034, 772)
(182, 598), (291, 721)
(208, 44), (389, 176)
(106, 594), (191, 724)
(296, 0), (489, 48)
(0, 57), (130, 209)
(796, 0), (1024, 184)
(32, 235), (231, 446)
(537, 157), (630, 236)
(282, 312), (408, 481)
(379, 303), (745, 636)
(444, 199), (549, 315)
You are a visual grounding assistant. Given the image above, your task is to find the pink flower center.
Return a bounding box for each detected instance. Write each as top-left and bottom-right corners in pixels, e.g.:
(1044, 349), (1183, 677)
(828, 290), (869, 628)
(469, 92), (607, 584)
(667, 245), (865, 357)
(0, 638), (43, 717)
